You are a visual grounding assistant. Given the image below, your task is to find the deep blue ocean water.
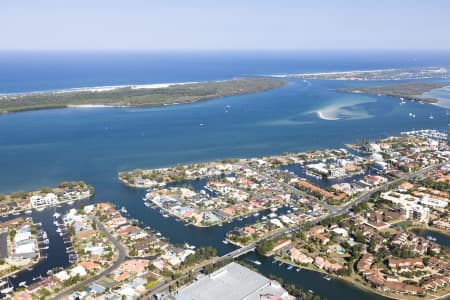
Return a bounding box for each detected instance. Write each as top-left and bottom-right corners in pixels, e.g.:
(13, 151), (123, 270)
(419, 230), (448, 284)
(1, 51), (450, 299)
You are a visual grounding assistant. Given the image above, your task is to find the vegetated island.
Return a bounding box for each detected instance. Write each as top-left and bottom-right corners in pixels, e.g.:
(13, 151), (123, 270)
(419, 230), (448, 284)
(337, 82), (450, 104)
(0, 77), (287, 113)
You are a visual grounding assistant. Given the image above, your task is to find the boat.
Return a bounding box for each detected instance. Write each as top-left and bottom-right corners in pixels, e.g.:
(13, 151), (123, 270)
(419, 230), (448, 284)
(323, 275), (331, 281)
(268, 213), (277, 218)
(67, 200), (74, 205)
(278, 261), (283, 266)
(25, 210), (32, 214)
(426, 235), (437, 242)
(53, 212), (61, 218)
(144, 202), (151, 207)
(429, 114), (434, 119)
(286, 264), (293, 270)
(120, 206), (128, 214)
(222, 240), (228, 244)
(253, 213), (259, 217)
(0, 285), (13, 295)
(12, 212), (20, 216)
(308, 290), (314, 294)
(252, 260), (262, 265)
(296, 268), (301, 272)
(270, 207), (278, 212)
(36, 207), (45, 212)
(18, 281), (27, 287)
(261, 216), (267, 220)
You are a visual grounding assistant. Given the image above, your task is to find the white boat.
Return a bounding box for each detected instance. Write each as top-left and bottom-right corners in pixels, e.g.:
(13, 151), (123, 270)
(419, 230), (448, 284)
(323, 275), (331, 281)
(120, 206), (128, 214)
(268, 212), (277, 218)
(253, 213), (259, 217)
(67, 201), (74, 205)
(18, 281), (27, 287)
(53, 212), (61, 218)
(222, 239), (229, 244)
(25, 210), (32, 214)
(144, 202), (151, 207)
(429, 114), (434, 119)
(0, 286), (13, 294)
(261, 216), (267, 220)
(36, 207), (45, 212)
(0, 278), (13, 294)
(270, 207), (278, 212)
(252, 260), (262, 265)
(12, 212), (20, 216)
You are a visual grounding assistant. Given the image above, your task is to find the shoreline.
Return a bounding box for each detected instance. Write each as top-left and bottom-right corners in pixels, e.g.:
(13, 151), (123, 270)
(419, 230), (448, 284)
(0, 81), (200, 97)
(0, 77), (288, 114)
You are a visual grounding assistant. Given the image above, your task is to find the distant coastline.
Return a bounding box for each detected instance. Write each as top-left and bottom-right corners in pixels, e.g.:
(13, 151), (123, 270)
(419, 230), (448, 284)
(0, 78), (287, 114)
(337, 82), (450, 104)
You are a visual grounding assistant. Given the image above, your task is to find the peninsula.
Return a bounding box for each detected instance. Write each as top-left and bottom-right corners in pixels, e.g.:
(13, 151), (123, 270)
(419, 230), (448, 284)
(0, 78), (287, 113)
(277, 66), (449, 81)
(337, 82), (450, 104)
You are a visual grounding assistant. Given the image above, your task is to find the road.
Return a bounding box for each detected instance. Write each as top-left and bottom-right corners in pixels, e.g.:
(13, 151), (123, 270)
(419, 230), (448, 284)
(49, 217), (127, 300)
(56, 163), (444, 299)
(145, 163), (444, 298)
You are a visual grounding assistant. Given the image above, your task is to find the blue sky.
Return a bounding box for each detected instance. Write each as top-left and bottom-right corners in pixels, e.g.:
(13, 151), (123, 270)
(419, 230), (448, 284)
(1, 0), (449, 50)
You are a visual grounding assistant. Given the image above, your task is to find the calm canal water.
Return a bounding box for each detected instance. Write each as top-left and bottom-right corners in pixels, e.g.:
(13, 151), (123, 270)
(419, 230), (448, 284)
(1, 51), (450, 299)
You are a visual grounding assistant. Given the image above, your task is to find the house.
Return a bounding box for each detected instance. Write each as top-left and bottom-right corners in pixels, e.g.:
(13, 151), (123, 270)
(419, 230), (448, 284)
(288, 247), (313, 264)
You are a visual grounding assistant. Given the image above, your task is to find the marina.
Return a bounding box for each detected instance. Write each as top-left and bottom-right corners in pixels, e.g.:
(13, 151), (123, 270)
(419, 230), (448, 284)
(0, 52), (449, 299)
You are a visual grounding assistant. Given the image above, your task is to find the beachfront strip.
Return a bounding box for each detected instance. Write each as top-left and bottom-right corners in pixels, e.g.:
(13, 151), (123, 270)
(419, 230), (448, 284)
(0, 181), (94, 217)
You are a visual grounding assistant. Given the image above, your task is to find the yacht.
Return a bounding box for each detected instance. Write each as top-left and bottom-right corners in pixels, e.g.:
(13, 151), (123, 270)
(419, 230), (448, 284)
(222, 239), (229, 244)
(253, 212), (259, 217)
(120, 206), (128, 214)
(53, 212), (61, 218)
(25, 210), (33, 214)
(252, 260), (262, 265)
(429, 114), (434, 119)
(323, 275), (331, 281)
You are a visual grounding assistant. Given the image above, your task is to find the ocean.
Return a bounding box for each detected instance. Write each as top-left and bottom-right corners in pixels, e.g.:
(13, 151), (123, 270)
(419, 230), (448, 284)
(1, 50), (450, 299)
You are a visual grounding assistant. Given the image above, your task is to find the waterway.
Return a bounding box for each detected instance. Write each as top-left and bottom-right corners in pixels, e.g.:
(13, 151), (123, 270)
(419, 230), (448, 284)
(413, 228), (450, 248)
(1, 51), (450, 299)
